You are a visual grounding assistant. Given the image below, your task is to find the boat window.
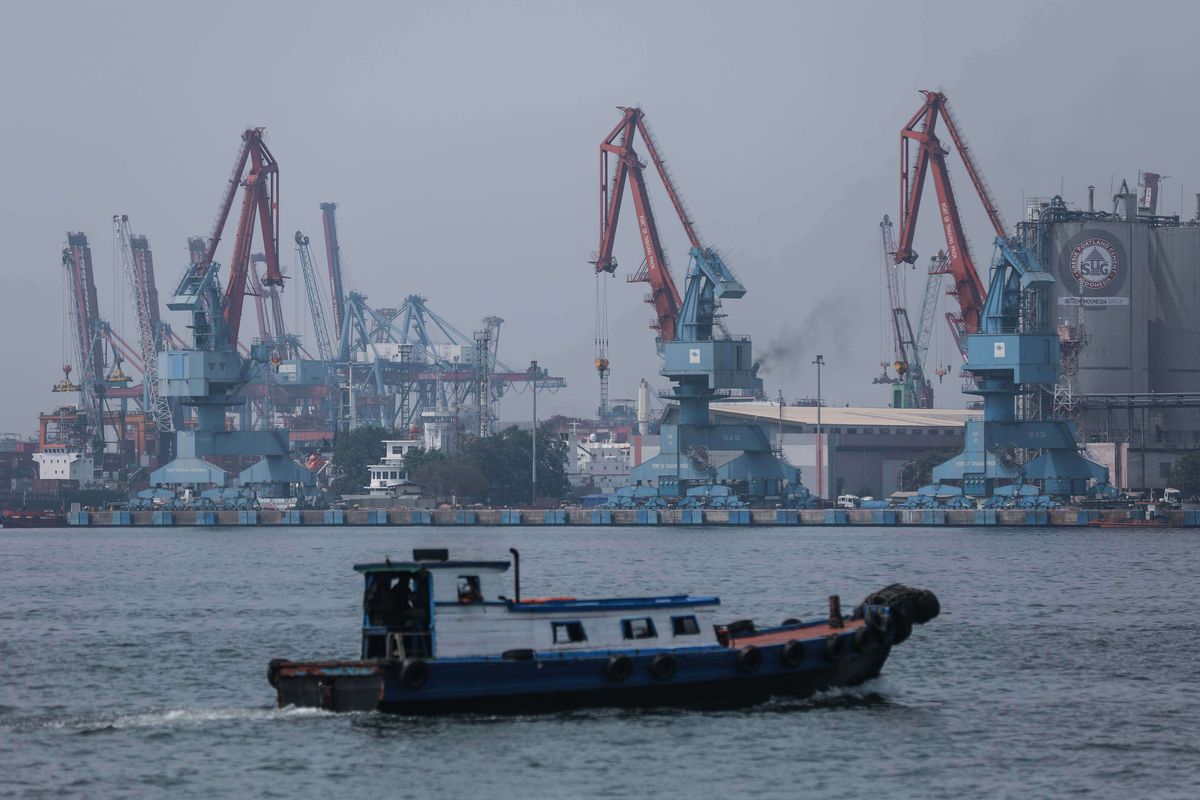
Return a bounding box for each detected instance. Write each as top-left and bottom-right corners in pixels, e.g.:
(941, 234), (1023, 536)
(457, 575), (484, 604)
(552, 621), (587, 644)
(621, 617), (657, 640)
(671, 615), (700, 636)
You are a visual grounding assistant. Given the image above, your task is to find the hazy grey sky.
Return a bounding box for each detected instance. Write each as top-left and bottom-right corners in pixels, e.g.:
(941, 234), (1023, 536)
(1, 0), (1196, 433)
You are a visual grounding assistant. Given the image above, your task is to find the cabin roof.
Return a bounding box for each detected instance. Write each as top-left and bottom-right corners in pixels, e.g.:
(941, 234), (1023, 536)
(354, 560), (510, 574)
(507, 594), (719, 612)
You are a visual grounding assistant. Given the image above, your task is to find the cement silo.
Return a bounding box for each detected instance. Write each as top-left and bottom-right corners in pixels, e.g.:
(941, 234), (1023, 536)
(1021, 184), (1200, 489)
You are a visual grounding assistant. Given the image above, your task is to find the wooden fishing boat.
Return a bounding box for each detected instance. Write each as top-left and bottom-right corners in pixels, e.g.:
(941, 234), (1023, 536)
(268, 548), (939, 713)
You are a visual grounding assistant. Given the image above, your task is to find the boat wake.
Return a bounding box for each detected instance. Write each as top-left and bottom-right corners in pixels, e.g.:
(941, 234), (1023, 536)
(8, 705), (333, 734)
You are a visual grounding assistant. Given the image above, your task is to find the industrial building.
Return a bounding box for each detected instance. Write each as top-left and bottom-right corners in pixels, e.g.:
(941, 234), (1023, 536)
(630, 403), (971, 499)
(1023, 180), (1200, 490)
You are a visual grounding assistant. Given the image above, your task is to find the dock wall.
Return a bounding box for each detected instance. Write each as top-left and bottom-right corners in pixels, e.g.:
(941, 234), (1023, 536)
(62, 508), (1200, 528)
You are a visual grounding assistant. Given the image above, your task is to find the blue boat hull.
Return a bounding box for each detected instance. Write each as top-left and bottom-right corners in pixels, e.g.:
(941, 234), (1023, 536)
(271, 633), (892, 714)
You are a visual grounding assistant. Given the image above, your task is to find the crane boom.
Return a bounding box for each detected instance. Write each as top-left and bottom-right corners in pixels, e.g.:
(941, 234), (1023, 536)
(592, 106), (684, 342)
(895, 90), (999, 340)
(62, 232), (105, 426)
(295, 231), (334, 363)
(320, 202), (347, 340)
(879, 216), (932, 408)
(116, 215), (173, 432)
(198, 128), (284, 350)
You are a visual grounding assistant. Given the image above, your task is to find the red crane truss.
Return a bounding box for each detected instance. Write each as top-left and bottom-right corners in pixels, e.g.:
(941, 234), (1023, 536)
(196, 128), (282, 349)
(592, 106), (688, 342)
(894, 90), (1007, 338)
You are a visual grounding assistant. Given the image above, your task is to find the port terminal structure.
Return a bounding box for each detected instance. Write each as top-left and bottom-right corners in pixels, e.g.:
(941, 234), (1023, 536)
(590, 107), (804, 501)
(891, 90), (1106, 498)
(930, 237), (1107, 496)
(152, 128), (313, 492)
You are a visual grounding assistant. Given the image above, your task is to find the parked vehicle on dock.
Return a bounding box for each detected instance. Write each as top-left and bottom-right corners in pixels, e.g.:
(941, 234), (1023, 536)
(267, 548), (940, 713)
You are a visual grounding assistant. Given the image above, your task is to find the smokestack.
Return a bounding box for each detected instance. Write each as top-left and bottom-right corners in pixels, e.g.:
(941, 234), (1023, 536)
(636, 379), (650, 435)
(1087, 185), (1095, 212)
(1194, 193), (1199, 222)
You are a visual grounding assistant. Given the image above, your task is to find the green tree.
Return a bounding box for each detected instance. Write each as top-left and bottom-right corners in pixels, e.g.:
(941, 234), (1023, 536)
(466, 426), (570, 505)
(402, 446), (444, 476)
(898, 449), (956, 492)
(330, 426), (402, 496)
(411, 455), (488, 504)
(1169, 451), (1200, 499)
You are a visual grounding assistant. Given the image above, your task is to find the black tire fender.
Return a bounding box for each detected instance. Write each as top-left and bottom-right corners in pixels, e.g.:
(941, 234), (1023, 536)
(852, 625), (873, 653)
(781, 618), (802, 627)
(736, 645), (763, 673)
(606, 654), (634, 682)
(401, 658), (429, 690)
(891, 609), (913, 645)
(824, 634), (845, 661)
(649, 653), (677, 681)
(780, 639), (805, 668)
(918, 591), (941, 622)
(267, 658), (287, 688)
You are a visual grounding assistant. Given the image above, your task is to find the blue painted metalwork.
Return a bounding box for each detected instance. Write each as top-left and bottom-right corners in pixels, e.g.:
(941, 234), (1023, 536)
(153, 256), (313, 491)
(630, 247), (803, 499)
(932, 238), (1107, 497)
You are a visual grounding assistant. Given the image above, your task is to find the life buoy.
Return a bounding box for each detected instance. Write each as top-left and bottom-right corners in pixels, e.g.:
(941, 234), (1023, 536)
(780, 640), (805, 668)
(606, 654), (633, 682)
(824, 634), (845, 661)
(401, 658), (429, 690)
(649, 653), (677, 681)
(736, 645), (763, 673)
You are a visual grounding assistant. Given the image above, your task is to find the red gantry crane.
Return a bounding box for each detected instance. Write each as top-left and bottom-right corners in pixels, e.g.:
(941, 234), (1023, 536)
(590, 107), (689, 416)
(196, 127), (284, 351)
(895, 90), (1007, 352)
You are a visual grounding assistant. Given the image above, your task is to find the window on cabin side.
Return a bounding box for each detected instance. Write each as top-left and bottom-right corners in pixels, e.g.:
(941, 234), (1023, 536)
(552, 621), (587, 644)
(672, 615), (700, 636)
(621, 617), (657, 640)
(457, 575), (483, 603)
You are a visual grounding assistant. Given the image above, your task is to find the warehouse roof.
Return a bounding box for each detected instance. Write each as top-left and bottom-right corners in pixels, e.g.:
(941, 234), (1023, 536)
(709, 402), (977, 429)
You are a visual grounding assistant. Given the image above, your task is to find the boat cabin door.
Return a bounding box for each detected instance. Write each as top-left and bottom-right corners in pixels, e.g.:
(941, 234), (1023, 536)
(363, 569), (434, 659)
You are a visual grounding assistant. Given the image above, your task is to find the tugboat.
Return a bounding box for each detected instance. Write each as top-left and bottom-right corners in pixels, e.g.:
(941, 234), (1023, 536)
(268, 549), (939, 713)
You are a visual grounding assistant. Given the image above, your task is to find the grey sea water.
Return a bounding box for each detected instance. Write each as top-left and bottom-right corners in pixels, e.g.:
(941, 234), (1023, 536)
(2, 525), (1198, 799)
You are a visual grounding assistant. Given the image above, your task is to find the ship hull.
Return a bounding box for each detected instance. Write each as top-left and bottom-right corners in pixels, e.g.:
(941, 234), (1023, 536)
(270, 629), (892, 714)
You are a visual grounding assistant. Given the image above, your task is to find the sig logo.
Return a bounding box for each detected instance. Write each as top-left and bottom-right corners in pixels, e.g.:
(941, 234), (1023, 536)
(689, 348), (701, 364)
(1069, 237), (1119, 290)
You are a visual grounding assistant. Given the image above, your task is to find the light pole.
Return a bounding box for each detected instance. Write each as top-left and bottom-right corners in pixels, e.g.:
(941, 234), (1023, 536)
(529, 360), (539, 507)
(812, 355), (824, 500)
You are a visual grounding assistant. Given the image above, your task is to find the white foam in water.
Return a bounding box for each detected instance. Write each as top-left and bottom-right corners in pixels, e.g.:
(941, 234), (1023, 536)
(54, 705), (333, 732)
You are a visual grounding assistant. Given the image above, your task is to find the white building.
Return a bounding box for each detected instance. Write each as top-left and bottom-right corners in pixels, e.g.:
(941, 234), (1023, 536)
(569, 434), (631, 490)
(421, 406), (459, 454)
(32, 449), (94, 482)
(367, 439), (422, 498)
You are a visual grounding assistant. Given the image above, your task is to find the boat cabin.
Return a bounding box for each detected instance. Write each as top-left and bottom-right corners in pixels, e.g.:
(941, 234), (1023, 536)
(355, 549), (721, 660)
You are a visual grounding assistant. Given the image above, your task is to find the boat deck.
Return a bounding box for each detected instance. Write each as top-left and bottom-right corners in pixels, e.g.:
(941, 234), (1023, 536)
(728, 618), (865, 648)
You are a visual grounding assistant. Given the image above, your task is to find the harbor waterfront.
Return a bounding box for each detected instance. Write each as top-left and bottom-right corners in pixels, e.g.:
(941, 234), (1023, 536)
(3, 524), (1199, 798)
(59, 506), (1200, 528)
